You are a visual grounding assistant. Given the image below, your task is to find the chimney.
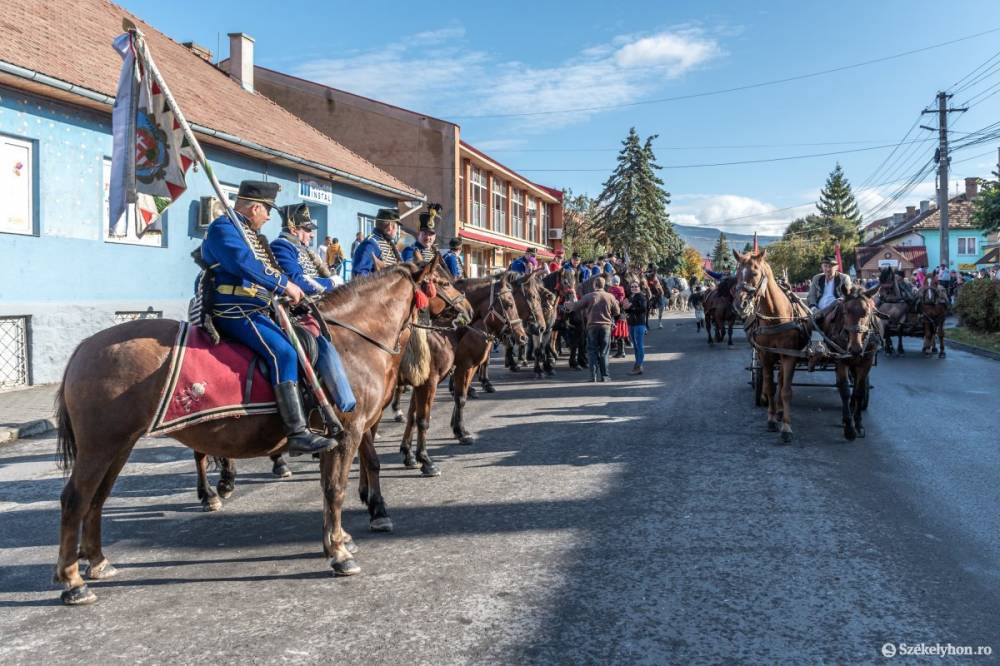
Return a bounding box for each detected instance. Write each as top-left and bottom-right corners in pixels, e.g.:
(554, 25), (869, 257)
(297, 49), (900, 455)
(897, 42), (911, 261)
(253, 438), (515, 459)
(919, 200), (930, 213)
(228, 32), (254, 92)
(892, 213), (904, 226)
(965, 177), (979, 200)
(906, 205), (916, 217)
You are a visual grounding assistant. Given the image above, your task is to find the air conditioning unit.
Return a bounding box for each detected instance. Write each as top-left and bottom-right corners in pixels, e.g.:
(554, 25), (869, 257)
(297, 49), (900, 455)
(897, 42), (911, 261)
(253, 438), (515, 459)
(547, 228), (563, 240)
(199, 196), (227, 229)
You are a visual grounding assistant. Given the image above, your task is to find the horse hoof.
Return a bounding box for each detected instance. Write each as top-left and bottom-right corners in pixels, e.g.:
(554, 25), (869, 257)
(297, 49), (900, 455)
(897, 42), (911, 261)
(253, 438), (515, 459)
(938, 352), (945, 359)
(545, 370), (555, 377)
(767, 421), (778, 432)
(202, 495), (223, 512)
(534, 372), (543, 379)
(780, 431), (793, 444)
(727, 341), (734, 346)
(331, 558), (362, 577)
(483, 384), (496, 394)
(216, 482), (234, 500)
(402, 454), (418, 469)
(844, 427), (857, 442)
(857, 427), (866, 438)
(458, 434), (476, 446)
(420, 463), (441, 477)
(344, 540), (359, 554)
(85, 559), (118, 580)
(393, 411), (404, 423)
(370, 517), (394, 533)
(61, 584), (97, 606)
(468, 390), (480, 400)
(272, 463), (292, 479)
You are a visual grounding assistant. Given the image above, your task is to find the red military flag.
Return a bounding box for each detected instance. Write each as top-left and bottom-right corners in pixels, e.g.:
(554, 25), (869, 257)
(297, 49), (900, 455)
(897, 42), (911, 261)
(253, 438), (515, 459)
(834, 241), (844, 272)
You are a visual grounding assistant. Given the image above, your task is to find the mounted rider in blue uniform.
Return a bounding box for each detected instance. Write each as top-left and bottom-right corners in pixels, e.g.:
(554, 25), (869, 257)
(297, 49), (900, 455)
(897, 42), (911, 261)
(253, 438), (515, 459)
(401, 204), (440, 264)
(270, 202), (355, 409)
(509, 246), (537, 274)
(351, 208), (402, 277)
(198, 181), (338, 456)
(443, 237), (465, 279)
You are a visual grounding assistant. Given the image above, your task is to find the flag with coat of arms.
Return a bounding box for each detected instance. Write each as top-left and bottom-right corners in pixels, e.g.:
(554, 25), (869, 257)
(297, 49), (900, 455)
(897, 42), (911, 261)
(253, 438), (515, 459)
(109, 32), (195, 237)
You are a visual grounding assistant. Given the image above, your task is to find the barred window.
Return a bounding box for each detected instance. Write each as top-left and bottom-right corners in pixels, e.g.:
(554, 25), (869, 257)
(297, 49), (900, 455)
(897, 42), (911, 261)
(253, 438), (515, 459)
(0, 316), (30, 390)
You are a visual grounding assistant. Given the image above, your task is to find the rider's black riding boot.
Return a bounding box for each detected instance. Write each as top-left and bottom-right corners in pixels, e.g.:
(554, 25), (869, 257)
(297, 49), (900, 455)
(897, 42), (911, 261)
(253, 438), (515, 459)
(275, 381), (338, 456)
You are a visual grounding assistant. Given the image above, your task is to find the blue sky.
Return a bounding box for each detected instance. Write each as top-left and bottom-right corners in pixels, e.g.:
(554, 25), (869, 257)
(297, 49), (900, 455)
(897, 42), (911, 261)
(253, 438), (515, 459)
(119, 0), (1000, 235)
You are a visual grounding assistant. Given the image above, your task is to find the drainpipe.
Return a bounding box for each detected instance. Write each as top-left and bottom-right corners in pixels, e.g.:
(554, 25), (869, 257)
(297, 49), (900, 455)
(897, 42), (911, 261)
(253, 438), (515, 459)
(0, 59), (425, 204)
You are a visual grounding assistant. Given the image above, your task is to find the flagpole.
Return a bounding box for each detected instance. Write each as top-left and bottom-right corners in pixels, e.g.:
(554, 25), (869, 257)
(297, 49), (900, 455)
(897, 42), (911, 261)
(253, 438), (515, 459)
(124, 21), (341, 437)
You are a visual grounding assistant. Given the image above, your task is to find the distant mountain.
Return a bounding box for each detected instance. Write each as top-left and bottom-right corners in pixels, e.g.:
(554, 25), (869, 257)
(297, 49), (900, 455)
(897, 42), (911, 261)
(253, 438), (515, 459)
(673, 223), (781, 256)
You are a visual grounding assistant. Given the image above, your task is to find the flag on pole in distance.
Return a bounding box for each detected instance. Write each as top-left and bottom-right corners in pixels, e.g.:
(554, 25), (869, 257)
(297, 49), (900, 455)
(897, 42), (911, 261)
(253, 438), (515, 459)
(109, 32), (195, 238)
(834, 241), (844, 273)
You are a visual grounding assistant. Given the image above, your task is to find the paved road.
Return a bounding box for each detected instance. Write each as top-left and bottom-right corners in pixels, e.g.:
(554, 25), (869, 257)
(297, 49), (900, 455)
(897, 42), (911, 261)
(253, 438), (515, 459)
(1, 313), (998, 664)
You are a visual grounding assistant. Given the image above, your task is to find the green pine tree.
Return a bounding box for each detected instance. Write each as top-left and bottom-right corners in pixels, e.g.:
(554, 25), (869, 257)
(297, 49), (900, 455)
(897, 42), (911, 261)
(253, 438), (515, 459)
(711, 232), (736, 272)
(817, 163), (862, 225)
(593, 128), (682, 268)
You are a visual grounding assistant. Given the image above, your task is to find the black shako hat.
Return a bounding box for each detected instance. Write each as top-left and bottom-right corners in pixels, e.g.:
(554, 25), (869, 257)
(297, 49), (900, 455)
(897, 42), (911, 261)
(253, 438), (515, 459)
(237, 180), (280, 208)
(279, 203), (315, 232)
(419, 203), (442, 232)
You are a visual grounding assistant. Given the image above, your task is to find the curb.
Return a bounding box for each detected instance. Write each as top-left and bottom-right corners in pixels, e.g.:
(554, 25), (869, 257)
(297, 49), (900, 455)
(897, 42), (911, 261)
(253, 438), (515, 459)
(0, 417), (56, 446)
(945, 339), (1000, 361)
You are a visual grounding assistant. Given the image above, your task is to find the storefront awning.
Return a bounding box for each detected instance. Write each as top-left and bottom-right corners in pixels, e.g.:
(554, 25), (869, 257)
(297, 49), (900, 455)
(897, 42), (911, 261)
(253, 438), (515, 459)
(459, 228), (555, 259)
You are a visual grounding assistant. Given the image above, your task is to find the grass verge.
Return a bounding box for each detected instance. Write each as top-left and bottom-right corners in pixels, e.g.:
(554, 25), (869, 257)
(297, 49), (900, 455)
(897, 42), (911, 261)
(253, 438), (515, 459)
(948, 327), (1000, 354)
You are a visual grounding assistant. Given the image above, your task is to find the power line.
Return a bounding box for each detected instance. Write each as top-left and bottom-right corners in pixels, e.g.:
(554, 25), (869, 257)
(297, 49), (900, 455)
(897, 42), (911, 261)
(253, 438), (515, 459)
(452, 25), (1000, 119)
(949, 47), (1000, 94)
(483, 140), (898, 153)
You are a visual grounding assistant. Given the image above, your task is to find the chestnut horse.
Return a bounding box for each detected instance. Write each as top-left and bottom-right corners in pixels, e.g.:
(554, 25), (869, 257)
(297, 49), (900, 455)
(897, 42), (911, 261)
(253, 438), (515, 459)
(193, 262), (471, 510)
(53, 262), (436, 605)
(815, 286), (883, 440)
(396, 270), (527, 477)
(919, 282), (949, 358)
(733, 249), (810, 443)
(702, 276), (738, 345)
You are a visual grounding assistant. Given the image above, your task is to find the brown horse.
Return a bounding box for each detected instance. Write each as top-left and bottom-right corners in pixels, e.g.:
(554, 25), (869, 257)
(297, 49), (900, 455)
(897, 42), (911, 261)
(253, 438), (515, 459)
(395, 270), (525, 475)
(876, 266), (914, 356)
(919, 282), (948, 358)
(815, 286), (883, 440)
(53, 262), (437, 605)
(193, 262), (471, 511)
(702, 276), (738, 345)
(733, 249), (810, 443)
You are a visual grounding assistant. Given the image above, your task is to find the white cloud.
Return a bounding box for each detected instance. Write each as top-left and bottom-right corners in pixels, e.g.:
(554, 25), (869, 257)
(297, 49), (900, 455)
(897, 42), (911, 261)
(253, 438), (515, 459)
(671, 194), (813, 236)
(292, 24), (723, 131)
(854, 179), (937, 221)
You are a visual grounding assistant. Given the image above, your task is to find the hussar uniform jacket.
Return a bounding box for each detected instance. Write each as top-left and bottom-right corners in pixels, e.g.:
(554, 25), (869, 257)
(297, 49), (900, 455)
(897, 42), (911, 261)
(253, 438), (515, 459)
(352, 229), (401, 276)
(271, 232), (335, 296)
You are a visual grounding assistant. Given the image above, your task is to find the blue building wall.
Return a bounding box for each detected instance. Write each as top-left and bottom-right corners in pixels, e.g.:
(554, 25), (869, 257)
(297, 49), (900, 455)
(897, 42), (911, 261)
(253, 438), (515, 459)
(916, 229), (989, 272)
(0, 85), (396, 382)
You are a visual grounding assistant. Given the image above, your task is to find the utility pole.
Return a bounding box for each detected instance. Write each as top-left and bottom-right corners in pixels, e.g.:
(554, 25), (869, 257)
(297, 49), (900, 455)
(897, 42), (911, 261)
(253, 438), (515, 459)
(922, 92), (966, 269)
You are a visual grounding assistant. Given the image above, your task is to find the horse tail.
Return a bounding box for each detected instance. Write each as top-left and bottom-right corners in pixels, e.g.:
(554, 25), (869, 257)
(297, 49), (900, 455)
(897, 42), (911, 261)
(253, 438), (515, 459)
(55, 370), (76, 473)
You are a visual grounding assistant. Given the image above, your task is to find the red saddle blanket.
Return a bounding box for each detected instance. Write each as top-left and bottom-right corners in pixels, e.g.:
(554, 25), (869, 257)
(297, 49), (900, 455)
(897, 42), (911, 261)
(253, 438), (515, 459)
(147, 323), (277, 435)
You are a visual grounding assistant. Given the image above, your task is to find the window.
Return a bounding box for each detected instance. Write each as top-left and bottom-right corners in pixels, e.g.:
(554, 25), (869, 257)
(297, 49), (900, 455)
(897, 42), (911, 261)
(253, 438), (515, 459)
(958, 237), (977, 255)
(358, 213), (375, 237)
(511, 188), (524, 238)
(527, 196), (538, 242)
(492, 176), (506, 233)
(459, 171), (465, 222)
(541, 203), (551, 242)
(103, 158), (164, 247)
(470, 167), (487, 227)
(468, 247), (492, 278)
(0, 135), (34, 235)
(0, 315), (30, 389)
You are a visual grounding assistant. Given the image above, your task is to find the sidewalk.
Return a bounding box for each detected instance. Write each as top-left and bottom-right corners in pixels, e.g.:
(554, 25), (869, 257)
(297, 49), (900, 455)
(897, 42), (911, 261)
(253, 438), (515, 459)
(0, 383), (58, 444)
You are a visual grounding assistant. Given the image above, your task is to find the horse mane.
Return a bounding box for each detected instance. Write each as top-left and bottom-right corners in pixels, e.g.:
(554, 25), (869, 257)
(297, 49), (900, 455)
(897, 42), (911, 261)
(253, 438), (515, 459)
(717, 276), (738, 296)
(320, 265), (412, 310)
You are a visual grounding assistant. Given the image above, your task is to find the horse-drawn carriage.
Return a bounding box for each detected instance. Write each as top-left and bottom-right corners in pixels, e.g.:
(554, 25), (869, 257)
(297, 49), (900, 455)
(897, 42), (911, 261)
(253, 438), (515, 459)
(748, 346), (871, 410)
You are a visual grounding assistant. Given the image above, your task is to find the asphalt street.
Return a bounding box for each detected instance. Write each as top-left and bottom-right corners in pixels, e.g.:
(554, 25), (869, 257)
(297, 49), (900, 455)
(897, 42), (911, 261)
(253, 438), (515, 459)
(0, 312), (998, 664)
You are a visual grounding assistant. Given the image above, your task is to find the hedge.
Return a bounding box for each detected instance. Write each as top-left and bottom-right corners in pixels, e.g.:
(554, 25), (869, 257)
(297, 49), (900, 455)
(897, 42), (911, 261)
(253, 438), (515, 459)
(955, 279), (1000, 332)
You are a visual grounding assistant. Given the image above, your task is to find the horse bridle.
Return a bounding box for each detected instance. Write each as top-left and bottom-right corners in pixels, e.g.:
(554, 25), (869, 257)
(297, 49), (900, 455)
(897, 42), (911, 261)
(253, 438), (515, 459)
(516, 277), (540, 330)
(737, 267), (768, 320)
(485, 276), (522, 337)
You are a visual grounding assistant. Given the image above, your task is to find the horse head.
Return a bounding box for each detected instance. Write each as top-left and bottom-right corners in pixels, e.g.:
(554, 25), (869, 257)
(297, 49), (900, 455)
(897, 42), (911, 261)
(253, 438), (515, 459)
(731, 247), (771, 318)
(428, 262), (474, 326)
(496, 272), (529, 344)
(841, 285), (884, 356)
